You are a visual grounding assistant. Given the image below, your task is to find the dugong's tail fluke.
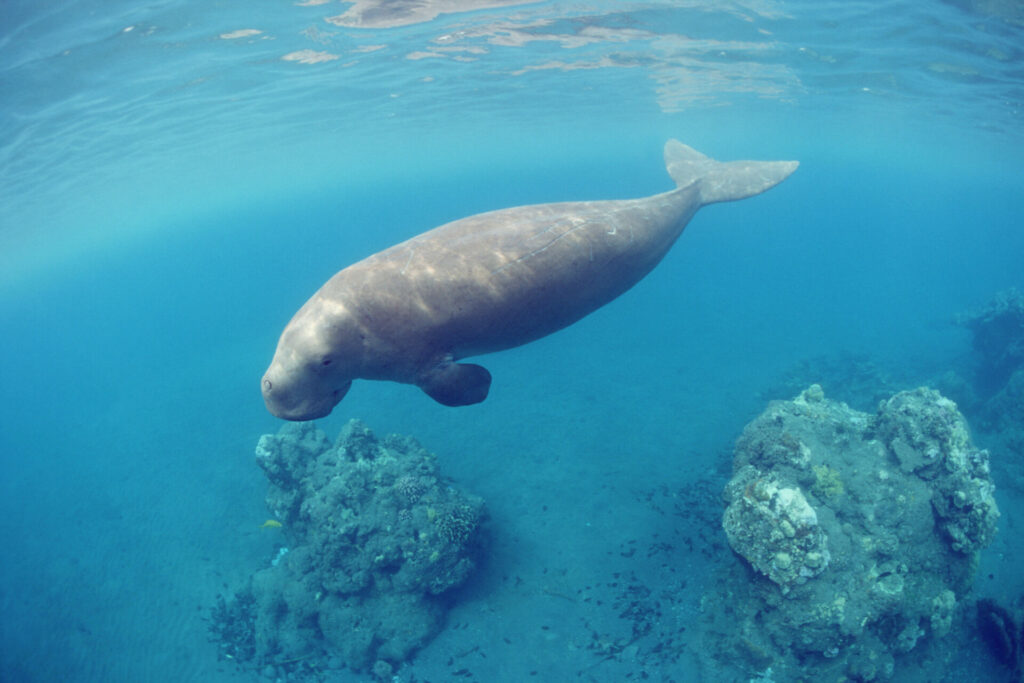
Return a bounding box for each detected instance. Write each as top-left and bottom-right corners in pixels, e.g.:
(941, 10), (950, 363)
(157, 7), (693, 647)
(664, 139), (798, 206)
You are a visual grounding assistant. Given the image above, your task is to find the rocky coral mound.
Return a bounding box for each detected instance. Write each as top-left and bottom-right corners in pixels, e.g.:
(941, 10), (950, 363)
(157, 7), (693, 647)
(956, 287), (1024, 400)
(210, 420), (485, 677)
(701, 385), (999, 682)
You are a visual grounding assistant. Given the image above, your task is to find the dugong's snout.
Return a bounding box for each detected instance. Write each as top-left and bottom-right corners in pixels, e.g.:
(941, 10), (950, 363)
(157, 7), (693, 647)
(261, 370), (351, 421)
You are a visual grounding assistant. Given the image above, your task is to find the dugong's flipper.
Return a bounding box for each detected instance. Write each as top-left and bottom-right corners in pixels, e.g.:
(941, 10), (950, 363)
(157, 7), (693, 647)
(664, 139), (799, 205)
(418, 361), (492, 406)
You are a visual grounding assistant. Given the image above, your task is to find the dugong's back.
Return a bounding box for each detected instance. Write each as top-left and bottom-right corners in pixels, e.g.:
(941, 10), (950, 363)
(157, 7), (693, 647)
(262, 140), (798, 419)
(334, 190), (697, 358)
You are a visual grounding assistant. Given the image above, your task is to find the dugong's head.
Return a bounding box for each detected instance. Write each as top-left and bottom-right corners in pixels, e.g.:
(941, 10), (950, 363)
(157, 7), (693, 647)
(261, 299), (362, 421)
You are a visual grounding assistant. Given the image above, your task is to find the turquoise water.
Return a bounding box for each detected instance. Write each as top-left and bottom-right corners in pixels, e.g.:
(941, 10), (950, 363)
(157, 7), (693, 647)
(1, 1), (1022, 681)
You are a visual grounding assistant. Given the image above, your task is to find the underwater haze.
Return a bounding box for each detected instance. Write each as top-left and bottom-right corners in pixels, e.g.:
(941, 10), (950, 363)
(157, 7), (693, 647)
(1, 0), (1023, 681)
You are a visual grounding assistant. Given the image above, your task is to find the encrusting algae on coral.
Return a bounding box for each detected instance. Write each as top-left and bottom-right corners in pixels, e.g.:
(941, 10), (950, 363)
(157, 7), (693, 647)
(701, 384), (1000, 682)
(210, 419), (485, 675)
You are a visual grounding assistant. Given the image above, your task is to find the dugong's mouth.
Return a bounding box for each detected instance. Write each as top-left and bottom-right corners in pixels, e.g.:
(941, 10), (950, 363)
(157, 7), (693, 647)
(261, 375), (351, 421)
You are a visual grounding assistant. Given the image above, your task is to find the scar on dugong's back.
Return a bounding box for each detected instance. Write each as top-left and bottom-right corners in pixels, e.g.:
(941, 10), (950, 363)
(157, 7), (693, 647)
(261, 140), (798, 420)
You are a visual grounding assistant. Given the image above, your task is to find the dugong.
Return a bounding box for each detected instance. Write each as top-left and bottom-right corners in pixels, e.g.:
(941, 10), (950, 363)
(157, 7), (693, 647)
(262, 140), (797, 420)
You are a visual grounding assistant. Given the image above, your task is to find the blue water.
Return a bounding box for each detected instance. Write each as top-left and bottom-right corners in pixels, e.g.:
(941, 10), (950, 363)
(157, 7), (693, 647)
(2, 0), (1023, 681)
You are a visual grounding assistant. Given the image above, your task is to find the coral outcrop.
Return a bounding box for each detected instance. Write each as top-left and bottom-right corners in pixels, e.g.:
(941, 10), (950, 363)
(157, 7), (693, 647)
(210, 420), (485, 676)
(956, 287), (1024, 400)
(701, 385), (999, 682)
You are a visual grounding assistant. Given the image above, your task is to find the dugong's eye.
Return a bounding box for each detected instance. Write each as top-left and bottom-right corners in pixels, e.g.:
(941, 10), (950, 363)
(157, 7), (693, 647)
(321, 358), (333, 366)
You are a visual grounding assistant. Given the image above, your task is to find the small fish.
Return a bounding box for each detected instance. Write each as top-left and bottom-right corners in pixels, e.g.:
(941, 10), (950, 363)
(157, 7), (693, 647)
(260, 519), (282, 529)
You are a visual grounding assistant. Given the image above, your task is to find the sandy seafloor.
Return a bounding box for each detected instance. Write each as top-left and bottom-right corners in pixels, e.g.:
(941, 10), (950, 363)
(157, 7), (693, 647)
(2, 2), (1024, 681)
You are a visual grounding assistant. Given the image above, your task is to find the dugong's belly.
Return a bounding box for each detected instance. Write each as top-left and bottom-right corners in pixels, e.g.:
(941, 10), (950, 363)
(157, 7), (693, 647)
(328, 189), (693, 365)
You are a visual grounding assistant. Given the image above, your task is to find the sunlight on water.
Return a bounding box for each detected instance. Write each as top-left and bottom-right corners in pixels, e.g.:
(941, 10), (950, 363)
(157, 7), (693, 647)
(1, 0), (1020, 288)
